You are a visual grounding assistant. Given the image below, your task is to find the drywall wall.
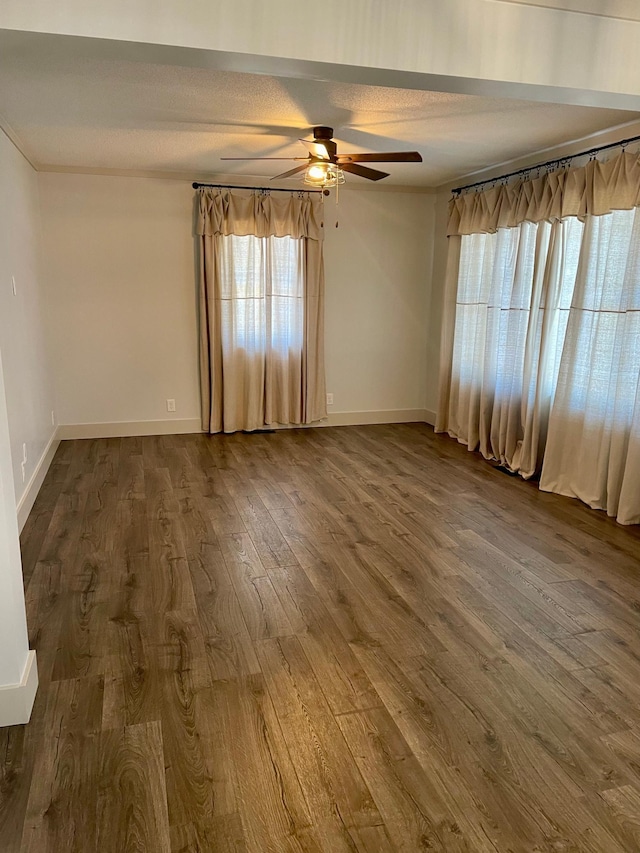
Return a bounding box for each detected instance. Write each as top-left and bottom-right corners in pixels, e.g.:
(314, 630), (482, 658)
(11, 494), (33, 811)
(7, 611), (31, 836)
(0, 130), (56, 510)
(39, 172), (435, 431)
(39, 174), (200, 430)
(0, 348), (38, 724)
(323, 190), (434, 419)
(1, 1), (640, 110)
(426, 189), (452, 418)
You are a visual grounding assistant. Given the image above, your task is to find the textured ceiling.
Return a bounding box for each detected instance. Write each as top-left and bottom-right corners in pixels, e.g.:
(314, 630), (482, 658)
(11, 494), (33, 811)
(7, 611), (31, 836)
(0, 31), (637, 187)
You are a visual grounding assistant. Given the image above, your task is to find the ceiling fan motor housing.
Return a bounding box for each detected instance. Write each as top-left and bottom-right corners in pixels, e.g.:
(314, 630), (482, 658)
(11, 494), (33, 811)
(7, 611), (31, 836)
(312, 126), (337, 161)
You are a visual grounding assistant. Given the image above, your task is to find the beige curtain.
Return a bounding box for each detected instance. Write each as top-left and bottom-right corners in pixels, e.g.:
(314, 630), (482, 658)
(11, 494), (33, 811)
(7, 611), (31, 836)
(197, 189), (326, 433)
(448, 152), (640, 237)
(435, 236), (461, 433)
(438, 149), (640, 524)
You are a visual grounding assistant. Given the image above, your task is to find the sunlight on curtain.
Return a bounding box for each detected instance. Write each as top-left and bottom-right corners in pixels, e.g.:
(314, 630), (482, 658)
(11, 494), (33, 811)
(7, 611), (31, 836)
(217, 234), (305, 431)
(219, 235), (304, 356)
(447, 218), (581, 476)
(540, 208), (640, 524)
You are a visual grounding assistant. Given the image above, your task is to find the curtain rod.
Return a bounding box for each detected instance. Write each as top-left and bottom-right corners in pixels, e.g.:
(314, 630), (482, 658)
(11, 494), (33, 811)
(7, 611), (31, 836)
(192, 181), (329, 195)
(451, 131), (640, 196)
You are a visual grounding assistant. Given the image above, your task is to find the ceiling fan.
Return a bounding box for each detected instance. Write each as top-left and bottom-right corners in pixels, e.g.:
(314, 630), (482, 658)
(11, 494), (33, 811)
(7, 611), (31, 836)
(221, 126), (423, 185)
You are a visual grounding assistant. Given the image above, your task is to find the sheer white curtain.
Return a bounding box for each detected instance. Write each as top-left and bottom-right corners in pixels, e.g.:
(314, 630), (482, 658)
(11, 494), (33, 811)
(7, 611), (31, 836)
(444, 218), (581, 477)
(541, 208), (640, 525)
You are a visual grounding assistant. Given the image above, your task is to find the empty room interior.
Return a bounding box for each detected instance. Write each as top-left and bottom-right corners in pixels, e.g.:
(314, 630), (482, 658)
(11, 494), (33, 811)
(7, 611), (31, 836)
(2, 1), (640, 851)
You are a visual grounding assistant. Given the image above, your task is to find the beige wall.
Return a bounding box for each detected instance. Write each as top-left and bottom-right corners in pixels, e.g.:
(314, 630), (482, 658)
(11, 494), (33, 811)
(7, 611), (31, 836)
(39, 173), (435, 430)
(0, 130), (55, 506)
(426, 189), (453, 414)
(0, 134), (49, 718)
(323, 189), (435, 419)
(40, 174), (200, 429)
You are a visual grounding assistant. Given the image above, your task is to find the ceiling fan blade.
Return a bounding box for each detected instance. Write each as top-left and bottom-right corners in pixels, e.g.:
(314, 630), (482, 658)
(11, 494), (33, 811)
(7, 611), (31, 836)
(272, 164), (309, 180)
(299, 139), (331, 161)
(341, 162), (389, 181)
(338, 151), (423, 163)
(220, 157), (306, 161)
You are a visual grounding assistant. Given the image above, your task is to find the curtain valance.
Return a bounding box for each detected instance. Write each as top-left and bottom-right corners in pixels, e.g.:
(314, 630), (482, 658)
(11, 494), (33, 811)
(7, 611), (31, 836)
(448, 150), (640, 236)
(196, 188), (324, 240)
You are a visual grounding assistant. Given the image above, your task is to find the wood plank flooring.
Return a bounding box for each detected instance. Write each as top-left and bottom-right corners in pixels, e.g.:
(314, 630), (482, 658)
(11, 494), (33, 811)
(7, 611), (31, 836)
(2, 423), (640, 852)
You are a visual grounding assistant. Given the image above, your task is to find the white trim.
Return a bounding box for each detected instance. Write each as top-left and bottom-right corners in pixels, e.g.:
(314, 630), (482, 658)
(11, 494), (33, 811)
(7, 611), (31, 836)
(0, 650), (38, 727)
(325, 408), (431, 427)
(16, 430), (59, 533)
(57, 418), (204, 440)
(0, 121), (39, 171)
(56, 412), (434, 440)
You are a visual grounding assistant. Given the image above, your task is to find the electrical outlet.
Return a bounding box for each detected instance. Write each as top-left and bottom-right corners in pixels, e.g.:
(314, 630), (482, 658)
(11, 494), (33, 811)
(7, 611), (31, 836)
(166, 398), (176, 413)
(11, 276), (16, 296)
(326, 392), (334, 405)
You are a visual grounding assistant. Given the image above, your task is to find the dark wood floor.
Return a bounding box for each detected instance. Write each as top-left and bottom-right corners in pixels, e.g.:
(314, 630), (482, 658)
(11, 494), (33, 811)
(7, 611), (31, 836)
(2, 424), (640, 852)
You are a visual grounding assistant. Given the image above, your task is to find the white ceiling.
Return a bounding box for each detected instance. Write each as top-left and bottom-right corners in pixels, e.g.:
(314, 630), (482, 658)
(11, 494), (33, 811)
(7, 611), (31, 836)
(0, 31), (637, 188)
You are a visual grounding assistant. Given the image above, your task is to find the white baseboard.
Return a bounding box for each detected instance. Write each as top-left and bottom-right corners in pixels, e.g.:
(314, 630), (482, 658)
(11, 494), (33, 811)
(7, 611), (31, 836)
(57, 418), (204, 440)
(424, 409), (436, 426)
(55, 411), (435, 442)
(0, 650), (38, 727)
(16, 431), (60, 533)
(325, 408), (432, 427)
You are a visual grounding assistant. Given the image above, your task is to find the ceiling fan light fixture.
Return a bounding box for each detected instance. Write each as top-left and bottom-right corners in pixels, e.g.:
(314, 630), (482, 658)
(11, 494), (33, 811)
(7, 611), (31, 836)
(303, 162), (345, 187)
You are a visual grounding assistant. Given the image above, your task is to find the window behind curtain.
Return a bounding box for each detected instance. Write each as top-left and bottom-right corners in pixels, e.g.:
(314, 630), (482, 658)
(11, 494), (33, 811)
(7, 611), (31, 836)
(219, 234), (304, 358)
(453, 211), (640, 431)
(452, 220), (582, 416)
(538, 207), (640, 523)
(555, 208), (640, 424)
(448, 218), (583, 474)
